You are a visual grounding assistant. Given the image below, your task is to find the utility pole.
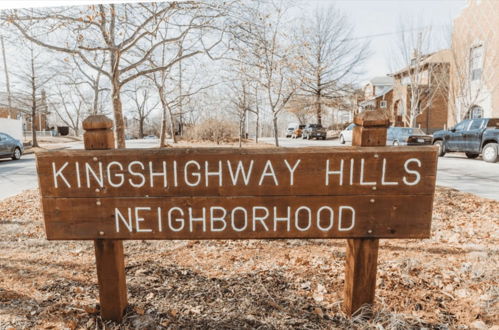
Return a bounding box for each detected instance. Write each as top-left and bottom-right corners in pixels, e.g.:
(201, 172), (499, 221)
(1, 35), (12, 118)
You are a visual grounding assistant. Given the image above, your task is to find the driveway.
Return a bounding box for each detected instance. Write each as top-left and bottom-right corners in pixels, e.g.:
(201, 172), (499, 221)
(0, 137), (498, 200)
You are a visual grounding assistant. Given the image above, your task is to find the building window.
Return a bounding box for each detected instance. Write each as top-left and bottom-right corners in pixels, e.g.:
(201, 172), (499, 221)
(470, 45), (483, 81)
(466, 105), (483, 119)
(380, 101), (387, 108)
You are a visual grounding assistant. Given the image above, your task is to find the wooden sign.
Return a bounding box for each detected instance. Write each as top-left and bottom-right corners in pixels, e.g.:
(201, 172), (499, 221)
(37, 147), (436, 240)
(35, 113), (439, 321)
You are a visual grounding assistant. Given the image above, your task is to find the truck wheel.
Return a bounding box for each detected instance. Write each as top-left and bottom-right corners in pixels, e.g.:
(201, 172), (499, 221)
(433, 140), (445, 157)
(465, 152), (479, 159)
(482, 143), (498, 163)
(339, 135), (345, 144)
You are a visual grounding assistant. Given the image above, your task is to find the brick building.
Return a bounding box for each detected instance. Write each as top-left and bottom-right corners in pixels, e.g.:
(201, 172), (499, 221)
(359, 76), (394, 114)
(390, 49), (450, 133)
(448, 0), (499, 124)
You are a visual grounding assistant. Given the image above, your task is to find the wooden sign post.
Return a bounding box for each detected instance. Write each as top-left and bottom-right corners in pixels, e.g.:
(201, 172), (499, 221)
(344, 110), (389, 316)
(36, 112), (437, 321)
(83, 116), (127, 321)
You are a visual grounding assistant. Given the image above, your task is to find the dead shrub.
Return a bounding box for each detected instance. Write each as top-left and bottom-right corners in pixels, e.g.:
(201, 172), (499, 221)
(185, 118), (238, 144)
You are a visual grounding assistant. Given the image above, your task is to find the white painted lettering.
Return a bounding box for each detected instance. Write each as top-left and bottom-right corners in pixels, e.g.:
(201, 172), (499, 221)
(294, 206), (312, 232)
(135, 207), (152, 232)
(381, 158), (398, 185)
(107, 161), (124, 187)
(338, 206), (355, 231)
(360, 158), (376, 186)
(326, 159), (344, 186)
(231, 207), (248, 232)
(149, 161), (167, 188)
(115, 208), (132, 233)
(284, 159), (301, 185)
(52, 162), (71, 188)
(210, 206), (227, 232)
(128, 161), (146, 187)
(168, 207), (184, 232)
(259, 160), (279, 186)
(189, 207), (206, 232)
(185, 160), (201, 187)
(273, 206), (290, 231)
(252, 206), (269, 231)
(227, 160), (254, 185)
(317, 206), (334, 231)
(403, 158), (421, 186)
(85, 162), (104, 188)
(205, 160), (223, 186)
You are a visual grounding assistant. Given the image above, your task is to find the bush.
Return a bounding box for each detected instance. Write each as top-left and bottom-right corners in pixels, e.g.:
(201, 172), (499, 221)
(185, 118), (238, 144)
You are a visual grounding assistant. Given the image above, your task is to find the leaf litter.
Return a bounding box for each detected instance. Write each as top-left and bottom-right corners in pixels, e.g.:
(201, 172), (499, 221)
(0, 187), (497, 329)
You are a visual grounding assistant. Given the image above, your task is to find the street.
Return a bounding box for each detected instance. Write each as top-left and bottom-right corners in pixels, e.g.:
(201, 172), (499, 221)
(1, 137), (498, 200)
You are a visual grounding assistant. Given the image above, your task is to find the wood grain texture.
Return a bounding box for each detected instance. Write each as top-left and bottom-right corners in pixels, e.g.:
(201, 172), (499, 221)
(84, 115), (127, 322)
(41, 195), (433, 240)
(344, 110), (389, 316)
(343, 238), (379, 315)
(94, 239), (128, 321)
(36, 146), (438, 198)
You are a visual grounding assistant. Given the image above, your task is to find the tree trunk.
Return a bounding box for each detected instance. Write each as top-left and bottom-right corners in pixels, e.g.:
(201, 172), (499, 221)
(272, 114), (279, 147)
(316, 91), (322, 125)
(92, 75), (100, 115)
(30, 56), (38, 148)
(112, 79), (126, 148)
(168, 108), (177, 144)
(255, 111), (259, 144)
(139, 117), (144, 139)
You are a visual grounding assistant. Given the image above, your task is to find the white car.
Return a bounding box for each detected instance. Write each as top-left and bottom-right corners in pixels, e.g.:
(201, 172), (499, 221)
(339, 123), (356, 144)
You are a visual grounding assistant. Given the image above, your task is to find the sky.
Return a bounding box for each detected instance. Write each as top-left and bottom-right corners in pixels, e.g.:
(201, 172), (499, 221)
(0, 0), (468, 84)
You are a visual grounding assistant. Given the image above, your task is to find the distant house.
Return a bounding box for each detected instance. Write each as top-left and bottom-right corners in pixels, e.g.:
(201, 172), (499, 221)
(359, 76), (394, 112)
(0, 91), (51, 133)
(390, 49), (451, 133)
(448, 0), (499, 124)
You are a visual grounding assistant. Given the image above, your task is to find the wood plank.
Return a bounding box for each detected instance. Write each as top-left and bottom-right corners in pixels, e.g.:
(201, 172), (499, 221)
(36, 146), (438, 198)
(41, 195), (433, 240)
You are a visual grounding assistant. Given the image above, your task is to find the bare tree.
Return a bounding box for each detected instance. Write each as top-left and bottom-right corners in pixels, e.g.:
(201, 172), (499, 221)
(0, 35), (13, 117)
(125, 84), (158, 139)
(53, 85), (85, 136)
(10, 41), (52, 147)
(297, 5), (369, 125)
(4, 2), (227, 148)
(229, 1), (301, 146)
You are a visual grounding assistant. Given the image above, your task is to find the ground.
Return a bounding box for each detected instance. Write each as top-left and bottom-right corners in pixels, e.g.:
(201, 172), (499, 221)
(0, 187), (497, 329)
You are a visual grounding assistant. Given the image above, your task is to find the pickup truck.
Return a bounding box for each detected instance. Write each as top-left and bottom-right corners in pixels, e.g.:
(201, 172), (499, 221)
(432, 118), (499, 162)
(302, 124), (327, 140)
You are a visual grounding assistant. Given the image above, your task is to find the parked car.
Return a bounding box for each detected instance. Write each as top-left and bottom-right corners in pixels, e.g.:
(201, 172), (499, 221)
(432, 118), (499, 162)
(144, 135), (158, 140)
(285, 123), (298, 138)
(0, 132), (24, 160)
(339, 123), (356, 144)
(302, 124), (327, 140)
(291, 124), (306, 138)
(387, 127), (432, 146)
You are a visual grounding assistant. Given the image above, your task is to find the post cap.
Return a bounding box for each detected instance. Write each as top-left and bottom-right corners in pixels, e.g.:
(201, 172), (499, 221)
(83, 115), (114, 130)
(353, 110), (391, 128)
